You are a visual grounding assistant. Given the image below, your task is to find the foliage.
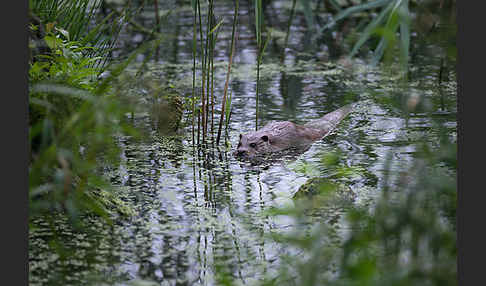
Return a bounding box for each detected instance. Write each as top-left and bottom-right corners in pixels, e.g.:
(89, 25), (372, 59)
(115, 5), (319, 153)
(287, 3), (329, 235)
(29, 30), (101, 91)
(28, 0), (162, 224)
(28, 33), (161, 221)
(29, 82), (137, 222)
(336, 145), (456, 286)
(262, 114), (456, 286)
(30, 0), (102, 41)
(321, 0), (411, 72)
(29, 0), (125, 72)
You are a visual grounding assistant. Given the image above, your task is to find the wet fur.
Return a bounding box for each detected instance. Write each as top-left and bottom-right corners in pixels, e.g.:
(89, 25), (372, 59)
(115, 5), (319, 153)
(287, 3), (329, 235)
(235, 104), (353, 159)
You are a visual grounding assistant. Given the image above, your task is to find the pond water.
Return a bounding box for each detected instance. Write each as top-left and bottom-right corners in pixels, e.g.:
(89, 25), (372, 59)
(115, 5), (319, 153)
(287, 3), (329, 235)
(29, 1), (456, 285)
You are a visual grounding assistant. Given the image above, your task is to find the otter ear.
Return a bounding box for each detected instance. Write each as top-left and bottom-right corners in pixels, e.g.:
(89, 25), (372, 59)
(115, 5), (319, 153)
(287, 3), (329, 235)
(261, 135), (269, 142)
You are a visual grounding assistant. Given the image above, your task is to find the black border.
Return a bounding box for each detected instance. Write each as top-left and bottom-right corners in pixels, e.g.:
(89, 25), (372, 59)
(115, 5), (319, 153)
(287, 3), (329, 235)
(3, 0), (29, 285)
(457, 0), (481, 285)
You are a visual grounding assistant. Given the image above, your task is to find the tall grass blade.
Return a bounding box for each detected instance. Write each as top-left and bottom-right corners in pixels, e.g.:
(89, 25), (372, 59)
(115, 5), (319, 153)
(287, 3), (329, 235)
(154, 0), (161, 59)
(197, 0), (207, 144)
(216, 0), (239, 146)
(224, 90), (233, 137)
(255, 0), (262, 49)
(327, 0), (343, 12)
(255, 0), (263, 131)
(371, 37), (386, 66)
(349, 0), (395, 58)
(210, 16), (215, 140)
(321, 0), (392, 31)
(206, 0), (215, 141)
(210, 18), (224, 35)
(192, 0), (197, 147)
(300, 0), (314, 30)
(398, 0), (410, 76)
(282, 0), (297, 61)
(259, 29), (272, 63)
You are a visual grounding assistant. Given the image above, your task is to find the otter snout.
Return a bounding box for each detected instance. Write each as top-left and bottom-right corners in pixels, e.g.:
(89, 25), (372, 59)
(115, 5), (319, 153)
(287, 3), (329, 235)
(234, 148), (249, 158)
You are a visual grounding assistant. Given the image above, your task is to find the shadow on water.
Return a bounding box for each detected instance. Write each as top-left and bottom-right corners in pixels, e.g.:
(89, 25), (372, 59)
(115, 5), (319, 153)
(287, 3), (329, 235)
(29, 1), (456, 285)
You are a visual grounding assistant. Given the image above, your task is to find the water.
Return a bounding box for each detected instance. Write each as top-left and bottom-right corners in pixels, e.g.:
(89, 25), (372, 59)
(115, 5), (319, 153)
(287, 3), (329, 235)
(29, 1), (456, 285)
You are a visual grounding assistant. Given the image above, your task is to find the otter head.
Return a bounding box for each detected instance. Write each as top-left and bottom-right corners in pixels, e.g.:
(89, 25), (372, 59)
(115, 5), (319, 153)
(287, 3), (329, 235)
(234, 133), (271, 159)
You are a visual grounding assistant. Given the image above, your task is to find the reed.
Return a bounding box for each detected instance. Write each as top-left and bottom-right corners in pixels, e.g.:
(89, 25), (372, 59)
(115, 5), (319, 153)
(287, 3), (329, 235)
(192, 0), (197, 147)
(216, 0), (239, 146)
(204, 0), (211, 142)
(224, 90), (233, 144)
(210, 38), (215, 142)
(197, 0), (208, 144)
(154, 0), (160, 59)
(254, 0), (271, 131)
(255, 0), (262, 131)
(282, 0), (297, 62)
(209, 1), (216, 142)
(196, 0), (204, 146)
(205, 0), (213, 142)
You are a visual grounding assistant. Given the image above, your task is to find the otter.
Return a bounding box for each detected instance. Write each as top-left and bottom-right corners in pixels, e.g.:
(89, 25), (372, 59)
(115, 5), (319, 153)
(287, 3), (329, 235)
(234, 104), (354, 159)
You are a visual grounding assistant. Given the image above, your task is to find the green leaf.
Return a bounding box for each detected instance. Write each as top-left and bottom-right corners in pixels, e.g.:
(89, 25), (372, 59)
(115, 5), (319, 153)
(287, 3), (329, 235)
(321, 0), (393, 31)
(300, 0), (314, 30)
(255, 0), (263, 48)
(349, 0), (395, 58)
(398, 0), (410, 73)
(44, 35), (62, 50)
(225, 89), (232, 123)
(209, 18), (224, 35)
(55, 27), (70, 40)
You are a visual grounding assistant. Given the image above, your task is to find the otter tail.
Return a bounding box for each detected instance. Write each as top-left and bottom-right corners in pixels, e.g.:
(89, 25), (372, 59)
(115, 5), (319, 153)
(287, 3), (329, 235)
(304, 103), (355, 137)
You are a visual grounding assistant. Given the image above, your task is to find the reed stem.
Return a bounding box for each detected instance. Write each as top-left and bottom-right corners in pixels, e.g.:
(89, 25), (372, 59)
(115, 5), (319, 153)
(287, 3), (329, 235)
(192, 0), (197, 147)
(210, 2), (215, 142)
(255, 0), (262, 131)
(197, 0), (206, 144)
(204, 0), (212, 142)
(154, 0), (160, 60)
(282, 0), (296, 62)
(216, 0), (239, 146)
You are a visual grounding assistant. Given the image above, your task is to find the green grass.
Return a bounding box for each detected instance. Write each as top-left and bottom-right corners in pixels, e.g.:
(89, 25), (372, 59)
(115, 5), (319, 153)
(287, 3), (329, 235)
(30, 0), (124, 72)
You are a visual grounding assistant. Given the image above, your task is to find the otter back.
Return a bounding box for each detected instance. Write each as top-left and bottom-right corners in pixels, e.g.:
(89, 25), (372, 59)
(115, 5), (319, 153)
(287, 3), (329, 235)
(235, 104), (354, 159)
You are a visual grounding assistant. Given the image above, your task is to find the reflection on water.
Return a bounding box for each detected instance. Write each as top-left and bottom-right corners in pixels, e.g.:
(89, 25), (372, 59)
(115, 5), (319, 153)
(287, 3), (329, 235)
(29, 1), (456, 285)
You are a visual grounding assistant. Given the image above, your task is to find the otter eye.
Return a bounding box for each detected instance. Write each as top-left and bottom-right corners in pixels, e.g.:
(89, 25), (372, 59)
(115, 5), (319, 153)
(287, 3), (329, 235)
(249, 143), (257, 148)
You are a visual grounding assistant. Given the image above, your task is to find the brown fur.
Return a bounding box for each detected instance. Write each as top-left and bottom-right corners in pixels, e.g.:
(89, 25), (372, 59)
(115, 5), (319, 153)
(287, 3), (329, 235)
(235, 104), (353, 159)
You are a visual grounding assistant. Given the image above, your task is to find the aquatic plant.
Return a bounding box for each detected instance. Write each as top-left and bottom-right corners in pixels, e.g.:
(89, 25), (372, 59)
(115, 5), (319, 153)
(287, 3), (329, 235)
(217, 0), (239, 146)
(192, 0), (198, 147)
(281, 0), (297, 61)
